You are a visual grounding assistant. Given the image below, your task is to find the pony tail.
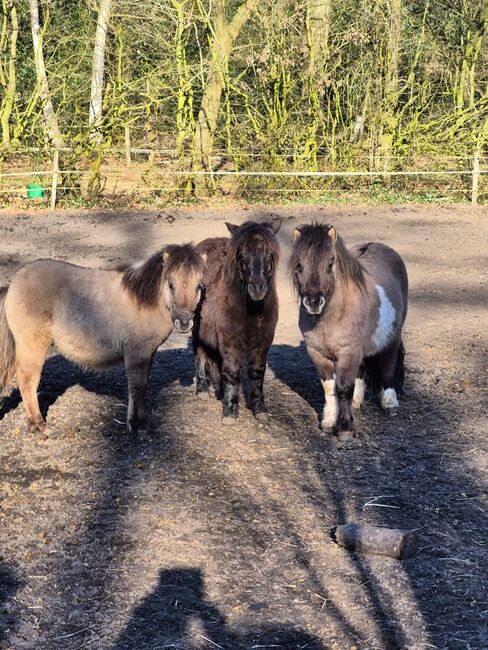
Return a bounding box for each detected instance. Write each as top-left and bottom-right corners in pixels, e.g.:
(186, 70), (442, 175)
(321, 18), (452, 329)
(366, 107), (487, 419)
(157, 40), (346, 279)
(0, 287), (15, 389)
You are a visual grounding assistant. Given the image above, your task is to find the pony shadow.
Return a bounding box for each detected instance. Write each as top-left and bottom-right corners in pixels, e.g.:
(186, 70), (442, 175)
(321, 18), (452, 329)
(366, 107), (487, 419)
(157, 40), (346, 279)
(0, 562), (21, 643)
(0, 346), (195, 424)
(268, 342), (323, 418)
(113, 567), (325, 649)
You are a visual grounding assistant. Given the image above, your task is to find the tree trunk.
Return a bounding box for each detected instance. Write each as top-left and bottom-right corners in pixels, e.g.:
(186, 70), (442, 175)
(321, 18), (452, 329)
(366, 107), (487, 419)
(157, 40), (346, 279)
(302, 0), (332, 169)
(0, 0), (18, 149)
(304, 0), (331, 79)
(194, 0), (257, 172)
(89, 0), (112, 140)
(379, 0), (401, 172)
(28, 0), (64, 148)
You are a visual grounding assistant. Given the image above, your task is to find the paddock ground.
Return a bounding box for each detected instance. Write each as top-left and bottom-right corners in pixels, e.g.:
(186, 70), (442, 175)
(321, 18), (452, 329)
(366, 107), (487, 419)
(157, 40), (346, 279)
(0, 205), (487, 650)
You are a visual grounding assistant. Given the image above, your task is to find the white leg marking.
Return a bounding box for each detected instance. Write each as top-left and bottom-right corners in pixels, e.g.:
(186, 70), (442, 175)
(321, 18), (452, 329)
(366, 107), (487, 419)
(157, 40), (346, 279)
(321, 379), (338, 428)
(371, 285), (396, 354)
(380, 387), (399, 410)
(352, 377), (366, 409)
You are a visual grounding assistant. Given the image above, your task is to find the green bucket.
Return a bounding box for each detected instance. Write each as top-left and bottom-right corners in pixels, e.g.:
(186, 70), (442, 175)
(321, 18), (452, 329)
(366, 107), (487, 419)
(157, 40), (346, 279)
(26, 183), (45, 200)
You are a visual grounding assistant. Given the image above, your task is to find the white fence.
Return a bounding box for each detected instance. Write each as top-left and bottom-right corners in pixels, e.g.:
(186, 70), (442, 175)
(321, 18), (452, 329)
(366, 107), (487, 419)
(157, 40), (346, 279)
(1, 149), (487, 208)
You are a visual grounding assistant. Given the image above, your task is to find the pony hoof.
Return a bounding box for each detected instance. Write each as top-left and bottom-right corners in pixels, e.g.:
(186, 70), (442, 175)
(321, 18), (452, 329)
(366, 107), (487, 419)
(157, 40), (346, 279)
(254, 411), (269, 422)
(320, 421), (335, 433)
(222, 416), (237, 426)
(337, 430), (354, 445)
(27, 419), (46, 434)
(197, 391), (209, 401)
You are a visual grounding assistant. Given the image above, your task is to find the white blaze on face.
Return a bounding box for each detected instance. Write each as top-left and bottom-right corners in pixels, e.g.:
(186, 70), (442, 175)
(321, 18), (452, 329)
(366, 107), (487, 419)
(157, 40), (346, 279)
(321, 379), (338, 428)
(371, 284), (396, 354)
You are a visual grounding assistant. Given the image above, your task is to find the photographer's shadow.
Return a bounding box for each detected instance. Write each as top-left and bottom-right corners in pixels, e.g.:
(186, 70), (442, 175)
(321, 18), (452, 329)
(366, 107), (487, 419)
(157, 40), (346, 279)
(114, 567), (325, 649)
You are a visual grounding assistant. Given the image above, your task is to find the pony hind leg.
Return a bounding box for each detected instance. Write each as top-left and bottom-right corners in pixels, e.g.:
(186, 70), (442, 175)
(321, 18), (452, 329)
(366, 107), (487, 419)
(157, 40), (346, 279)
(15, 338), (51, 433)
(194, 345), (221, 401)
(377, 339), (404, 415)
(195, 345), (211, 401)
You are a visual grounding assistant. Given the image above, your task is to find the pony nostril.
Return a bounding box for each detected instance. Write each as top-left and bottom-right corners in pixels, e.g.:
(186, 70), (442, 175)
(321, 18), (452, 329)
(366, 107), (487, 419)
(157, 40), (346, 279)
(174, 318), (181, 329)
(303, 297), (311, 308)
(319, 296), (325, 310)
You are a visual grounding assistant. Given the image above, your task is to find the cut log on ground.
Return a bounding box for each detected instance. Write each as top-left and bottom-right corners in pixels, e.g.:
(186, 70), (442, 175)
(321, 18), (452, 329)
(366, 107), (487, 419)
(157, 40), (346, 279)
(331, 523), (418, 559)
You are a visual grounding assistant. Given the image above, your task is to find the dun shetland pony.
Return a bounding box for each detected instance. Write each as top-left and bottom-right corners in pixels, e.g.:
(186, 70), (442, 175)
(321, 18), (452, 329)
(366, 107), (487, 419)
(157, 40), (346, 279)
(193, 220), (281, 424)
(290, 223), (408, 443)
(0, 245), (206, 434)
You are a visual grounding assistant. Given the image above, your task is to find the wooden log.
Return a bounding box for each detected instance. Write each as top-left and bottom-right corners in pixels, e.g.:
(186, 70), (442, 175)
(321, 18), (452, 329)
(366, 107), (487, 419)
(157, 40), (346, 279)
(332, 523), (418, 559)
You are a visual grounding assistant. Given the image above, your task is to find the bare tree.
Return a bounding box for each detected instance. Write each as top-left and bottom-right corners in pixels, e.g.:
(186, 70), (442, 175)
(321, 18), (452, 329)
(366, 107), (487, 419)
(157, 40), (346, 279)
(89, 0), (112, 140)
(28, 0), (65, 148)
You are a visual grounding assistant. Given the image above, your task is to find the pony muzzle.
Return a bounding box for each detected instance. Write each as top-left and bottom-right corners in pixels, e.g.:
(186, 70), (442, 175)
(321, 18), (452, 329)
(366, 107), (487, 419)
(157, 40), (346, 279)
(303, 295), (326, 315)
(247, 280), (268, 301)
(173, 316), (194, 334)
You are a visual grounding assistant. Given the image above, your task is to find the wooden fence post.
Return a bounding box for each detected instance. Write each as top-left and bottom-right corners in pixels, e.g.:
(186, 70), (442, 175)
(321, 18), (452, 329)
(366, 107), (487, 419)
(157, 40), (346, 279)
(471, 148), (480, 205)
(50, 148), (59, 210)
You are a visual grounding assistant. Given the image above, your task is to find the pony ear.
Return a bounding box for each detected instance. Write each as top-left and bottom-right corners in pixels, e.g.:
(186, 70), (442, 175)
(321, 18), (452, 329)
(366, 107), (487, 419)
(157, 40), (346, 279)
(265, 219), (282, 234)
(200, 252), (208, 264)
(225, 222), (239, 235)
(328, 226), (337, 244)
(292, 227), (302, 241)
(162, 250), (170, 264)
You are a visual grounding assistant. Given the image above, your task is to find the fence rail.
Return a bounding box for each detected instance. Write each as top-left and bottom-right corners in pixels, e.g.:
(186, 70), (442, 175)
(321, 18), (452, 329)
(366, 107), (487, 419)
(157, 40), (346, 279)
(0, 149), (486, 207)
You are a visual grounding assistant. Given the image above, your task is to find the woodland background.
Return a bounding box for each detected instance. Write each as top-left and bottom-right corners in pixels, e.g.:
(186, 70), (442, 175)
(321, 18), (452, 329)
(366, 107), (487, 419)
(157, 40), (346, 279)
(1, 0), (487, 203)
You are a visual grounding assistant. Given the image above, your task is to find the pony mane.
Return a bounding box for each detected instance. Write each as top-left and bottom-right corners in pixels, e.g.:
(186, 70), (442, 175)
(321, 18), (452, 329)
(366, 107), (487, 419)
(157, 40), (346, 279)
(122, 243), (203, 308)
(224, 221), (280, 284)
(290, 222), (366, 292)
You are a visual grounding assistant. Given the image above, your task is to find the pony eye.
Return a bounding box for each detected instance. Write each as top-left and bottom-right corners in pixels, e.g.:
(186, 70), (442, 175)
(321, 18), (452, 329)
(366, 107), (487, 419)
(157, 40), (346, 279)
(295, 263), (303, 274)
(168, 279), (175, 292)
(327, 258), (335, 272)
(197, 283), (204, 293)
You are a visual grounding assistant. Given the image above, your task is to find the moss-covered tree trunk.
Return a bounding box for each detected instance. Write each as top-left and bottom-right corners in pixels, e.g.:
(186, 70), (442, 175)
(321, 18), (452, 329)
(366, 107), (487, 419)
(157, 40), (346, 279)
(29, 0), (65, 149)
(0, 0), (18, 150)
(303, 0), (331, 169)
(89, 0), (112, 141)
(379, 0), (401, 172)
(194, 0), (257, 174)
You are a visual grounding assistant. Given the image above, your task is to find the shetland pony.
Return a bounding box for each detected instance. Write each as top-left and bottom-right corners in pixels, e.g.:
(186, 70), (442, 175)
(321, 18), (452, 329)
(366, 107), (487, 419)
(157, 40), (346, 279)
(193, 220), (281, 424)
(290, 223), (408, 443)
(0, 245), (206, 434)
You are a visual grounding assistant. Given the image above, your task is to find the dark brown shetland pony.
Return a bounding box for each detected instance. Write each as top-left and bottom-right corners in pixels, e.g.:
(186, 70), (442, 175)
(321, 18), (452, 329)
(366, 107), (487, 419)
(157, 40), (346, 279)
(290, 223), (408, 444)
(193, 220), (281, 424)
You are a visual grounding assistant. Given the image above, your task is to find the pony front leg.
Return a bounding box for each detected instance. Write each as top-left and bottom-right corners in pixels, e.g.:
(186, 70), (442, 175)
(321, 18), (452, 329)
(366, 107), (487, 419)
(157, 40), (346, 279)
(125, 354), (152, 435)
(335, 356), (361, 443)
(221, 355), (241, 425)
(307, 348), (336, 431)
(247, 349), (269, 421)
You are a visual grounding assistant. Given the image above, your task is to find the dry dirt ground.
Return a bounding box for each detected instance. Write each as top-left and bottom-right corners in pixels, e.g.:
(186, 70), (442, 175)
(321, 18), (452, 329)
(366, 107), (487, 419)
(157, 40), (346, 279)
(0, 205), (487, 650)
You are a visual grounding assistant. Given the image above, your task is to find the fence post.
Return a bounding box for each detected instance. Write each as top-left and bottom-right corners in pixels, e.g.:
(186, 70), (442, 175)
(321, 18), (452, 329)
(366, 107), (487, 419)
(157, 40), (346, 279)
(471, 148), (480, 205)
(124, 124), (131, 164)
(50, 149), (59, 210)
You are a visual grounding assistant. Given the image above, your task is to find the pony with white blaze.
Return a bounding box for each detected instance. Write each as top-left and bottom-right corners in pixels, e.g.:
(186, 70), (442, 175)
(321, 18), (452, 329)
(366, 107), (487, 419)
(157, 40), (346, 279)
(289, 223), (408, 443)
